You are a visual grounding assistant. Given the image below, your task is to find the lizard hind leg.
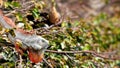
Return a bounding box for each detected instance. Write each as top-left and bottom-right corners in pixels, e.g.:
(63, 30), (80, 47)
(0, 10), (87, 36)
(14, 41), (24, 55)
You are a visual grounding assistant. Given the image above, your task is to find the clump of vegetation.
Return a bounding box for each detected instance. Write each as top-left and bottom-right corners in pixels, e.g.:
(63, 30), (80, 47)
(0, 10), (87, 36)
(0, 0), (120, 68)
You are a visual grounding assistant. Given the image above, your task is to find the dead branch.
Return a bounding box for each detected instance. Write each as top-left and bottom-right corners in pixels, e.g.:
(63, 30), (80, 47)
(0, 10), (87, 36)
(45, 50), (120, 60)
(0, 41), (120, 60)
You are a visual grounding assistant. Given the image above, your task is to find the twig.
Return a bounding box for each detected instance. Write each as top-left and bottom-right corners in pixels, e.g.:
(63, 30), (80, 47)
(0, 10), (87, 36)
(43, 58), (53, 68)
(4, 10), (16, 16)
(18, 55), (23, 68)
(48, 18), (63, 30)
(0, 42), (14, 47)
(0, 54), (3, 60)
(20, 4), (35, 12)
(36, 17), (63, 35)
(81, 5), (98, 16)
(65, 54), (73, 60)
(5, 1), (35, 16)
(45, 50), (120, 60)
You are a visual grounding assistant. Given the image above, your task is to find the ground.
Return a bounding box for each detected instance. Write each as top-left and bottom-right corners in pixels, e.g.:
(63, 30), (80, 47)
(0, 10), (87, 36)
(0, 0), (120, 68)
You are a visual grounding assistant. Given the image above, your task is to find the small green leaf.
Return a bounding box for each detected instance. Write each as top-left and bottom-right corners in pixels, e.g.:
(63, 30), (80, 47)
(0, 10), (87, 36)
(12, 1), (21, 7)
(31, 8), (39, 19)
(16, 13), (23, 21)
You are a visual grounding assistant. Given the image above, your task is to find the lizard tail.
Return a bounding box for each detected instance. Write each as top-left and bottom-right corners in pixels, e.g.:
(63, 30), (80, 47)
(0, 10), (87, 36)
(0, 10), (17, 29)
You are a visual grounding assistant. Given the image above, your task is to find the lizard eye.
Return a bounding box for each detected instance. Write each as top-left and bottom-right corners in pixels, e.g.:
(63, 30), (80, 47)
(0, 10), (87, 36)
(41, 39), (45, 43)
